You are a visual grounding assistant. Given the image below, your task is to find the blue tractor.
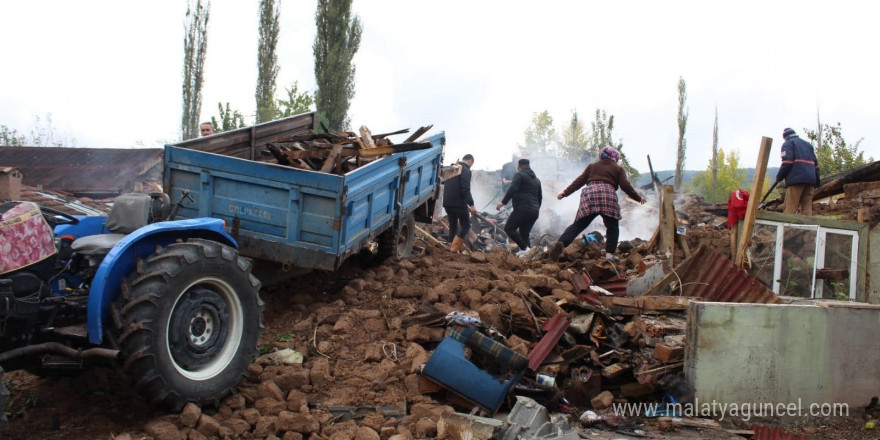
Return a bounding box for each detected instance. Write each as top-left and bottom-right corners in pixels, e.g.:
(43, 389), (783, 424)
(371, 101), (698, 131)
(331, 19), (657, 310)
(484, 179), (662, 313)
(0, 192), (264, 427)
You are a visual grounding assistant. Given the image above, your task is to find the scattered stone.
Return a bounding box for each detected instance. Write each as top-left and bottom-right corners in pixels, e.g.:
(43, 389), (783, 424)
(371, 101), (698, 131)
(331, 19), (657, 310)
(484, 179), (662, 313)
(144, 420), (180, 440)
(179, 402), (202, 428)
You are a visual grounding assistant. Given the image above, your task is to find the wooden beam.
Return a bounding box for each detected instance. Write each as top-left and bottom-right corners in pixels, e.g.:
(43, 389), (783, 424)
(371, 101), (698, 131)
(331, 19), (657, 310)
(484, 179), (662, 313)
(359, 126), (377, 149)
(735, 137), (772, 268)
(320, 144), (344, 173)
(403, 125), (433, 143)
(659, 185), (675, 263)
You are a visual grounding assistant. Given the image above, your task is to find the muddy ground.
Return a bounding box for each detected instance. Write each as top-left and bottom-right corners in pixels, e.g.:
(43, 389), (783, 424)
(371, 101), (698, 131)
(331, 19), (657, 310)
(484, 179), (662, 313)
(2, 216), (877, 439)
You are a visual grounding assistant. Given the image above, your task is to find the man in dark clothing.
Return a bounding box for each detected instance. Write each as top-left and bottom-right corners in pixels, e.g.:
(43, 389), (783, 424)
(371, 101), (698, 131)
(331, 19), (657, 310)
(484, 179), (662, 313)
(500, 153), (519, 193)
(496, 158), (542, 256)
(775, 127), (820, 215)
(443, 154), (477, 252)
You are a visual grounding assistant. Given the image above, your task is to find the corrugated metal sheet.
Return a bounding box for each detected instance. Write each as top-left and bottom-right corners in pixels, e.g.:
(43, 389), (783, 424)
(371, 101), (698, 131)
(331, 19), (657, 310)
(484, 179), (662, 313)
(644, 245), (781, 304)
(0, 147), (162, 196)
(527, 314), (570, 371)
(595, 276), (628, 297)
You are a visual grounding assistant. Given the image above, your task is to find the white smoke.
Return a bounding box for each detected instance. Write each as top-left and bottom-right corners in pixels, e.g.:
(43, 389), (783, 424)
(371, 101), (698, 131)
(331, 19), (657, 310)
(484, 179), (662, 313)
(468, 154), (658, 244)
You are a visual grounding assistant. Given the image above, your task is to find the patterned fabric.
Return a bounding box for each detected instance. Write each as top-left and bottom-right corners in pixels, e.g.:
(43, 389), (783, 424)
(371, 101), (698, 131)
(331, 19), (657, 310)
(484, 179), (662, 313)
(448, 326), (528, 371)
(0, 202), (57, 275)
(600, 147), (620, 162)
(576, 181), (621, 221)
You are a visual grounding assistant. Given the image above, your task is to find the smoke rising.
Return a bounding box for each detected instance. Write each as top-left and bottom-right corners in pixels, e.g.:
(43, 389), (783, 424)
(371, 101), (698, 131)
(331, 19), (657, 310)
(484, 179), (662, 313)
(469, 154), (657, 246)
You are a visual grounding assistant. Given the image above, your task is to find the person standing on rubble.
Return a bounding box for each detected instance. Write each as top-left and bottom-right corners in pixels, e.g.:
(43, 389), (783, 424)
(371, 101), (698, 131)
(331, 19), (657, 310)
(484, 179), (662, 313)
(496, 158), (542, 257)
(500, 153), (520, 193)
(443, 154), (478, 252)
(775, 127), (820, 215)
(550, 146), (646, 261)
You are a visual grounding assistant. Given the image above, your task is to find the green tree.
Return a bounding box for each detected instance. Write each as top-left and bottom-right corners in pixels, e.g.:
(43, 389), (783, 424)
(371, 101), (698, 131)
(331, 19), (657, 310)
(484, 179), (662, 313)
(276, 81), (315, 117)
(211, 102), (246, 133)
(181, 0), (210, 140)
(519, 110), (557, 155)
(0, 125), (26, 146)
(313, 0), (362, 131)
(255, 0), (280, 123)
(558, 110), (589, 160)
(675, 76), (688, 190)
(588, 109), (640, 181)
(804, 122), (872, 176)
(687, 148), (747, 203)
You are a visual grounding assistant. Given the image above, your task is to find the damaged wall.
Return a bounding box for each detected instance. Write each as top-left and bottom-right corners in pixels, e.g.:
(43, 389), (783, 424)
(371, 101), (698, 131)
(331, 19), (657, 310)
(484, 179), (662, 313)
(686, 301), (880, 412)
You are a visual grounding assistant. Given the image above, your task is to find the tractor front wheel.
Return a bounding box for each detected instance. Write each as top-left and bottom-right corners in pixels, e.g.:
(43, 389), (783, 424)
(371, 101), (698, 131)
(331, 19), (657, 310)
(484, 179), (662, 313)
(114, 239), (263, 411)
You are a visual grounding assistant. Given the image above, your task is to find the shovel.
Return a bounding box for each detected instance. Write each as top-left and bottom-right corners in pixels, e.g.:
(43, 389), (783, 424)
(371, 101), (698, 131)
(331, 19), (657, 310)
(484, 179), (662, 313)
(758, 180), (780, 209)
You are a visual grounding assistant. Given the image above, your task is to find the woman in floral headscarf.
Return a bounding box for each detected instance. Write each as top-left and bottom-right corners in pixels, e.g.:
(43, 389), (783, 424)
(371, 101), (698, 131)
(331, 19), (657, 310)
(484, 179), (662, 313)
(549, 146), (646, 261)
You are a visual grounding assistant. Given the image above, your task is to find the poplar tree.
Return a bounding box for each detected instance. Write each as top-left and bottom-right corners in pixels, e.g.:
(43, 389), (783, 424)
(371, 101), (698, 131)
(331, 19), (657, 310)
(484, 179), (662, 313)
(255, 0), (280, 123)
(313, 0), (362, 131)
(181, 0), (210, 140)
(675, 76), (688, 190)
(711, 107), (719, 198)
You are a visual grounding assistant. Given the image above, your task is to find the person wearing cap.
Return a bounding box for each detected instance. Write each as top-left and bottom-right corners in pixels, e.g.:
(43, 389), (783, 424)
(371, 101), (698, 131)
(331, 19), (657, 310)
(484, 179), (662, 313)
(443, 154), (478, 252)
(775, 127), (820, 215)
(550, 146), (646, 261)
(496, 158), (542, 256)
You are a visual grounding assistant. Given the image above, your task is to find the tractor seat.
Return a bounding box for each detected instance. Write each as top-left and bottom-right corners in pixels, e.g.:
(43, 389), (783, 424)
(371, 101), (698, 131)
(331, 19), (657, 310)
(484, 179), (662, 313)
(71, 193), (153, 256)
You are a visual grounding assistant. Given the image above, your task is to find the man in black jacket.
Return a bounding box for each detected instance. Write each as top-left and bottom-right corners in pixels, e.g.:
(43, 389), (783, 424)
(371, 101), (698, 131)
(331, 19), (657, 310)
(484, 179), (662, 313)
(496, 158), (542, 256)
(443, 154), (477, 252)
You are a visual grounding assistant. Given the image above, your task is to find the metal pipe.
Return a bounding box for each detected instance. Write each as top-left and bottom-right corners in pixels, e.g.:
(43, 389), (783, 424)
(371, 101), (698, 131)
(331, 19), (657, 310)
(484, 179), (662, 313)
(0, 342), (119, 364)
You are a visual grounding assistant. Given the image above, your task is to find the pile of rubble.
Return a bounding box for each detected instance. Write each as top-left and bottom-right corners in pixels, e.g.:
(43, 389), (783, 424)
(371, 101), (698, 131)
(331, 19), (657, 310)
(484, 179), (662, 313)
(22, 226), (755, 439)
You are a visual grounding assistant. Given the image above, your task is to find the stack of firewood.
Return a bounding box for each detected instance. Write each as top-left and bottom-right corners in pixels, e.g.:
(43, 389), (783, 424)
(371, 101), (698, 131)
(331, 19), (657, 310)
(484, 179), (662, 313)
(262, 125), (434, 175)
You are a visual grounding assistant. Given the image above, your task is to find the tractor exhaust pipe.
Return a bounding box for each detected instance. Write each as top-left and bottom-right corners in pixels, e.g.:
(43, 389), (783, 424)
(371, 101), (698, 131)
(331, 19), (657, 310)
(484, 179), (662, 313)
(0, 342), (119, 364)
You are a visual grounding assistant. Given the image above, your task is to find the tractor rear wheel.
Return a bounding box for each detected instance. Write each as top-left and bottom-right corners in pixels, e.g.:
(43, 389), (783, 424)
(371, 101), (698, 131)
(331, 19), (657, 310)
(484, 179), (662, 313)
(113, 239), (263, 411)
(377, 212), (415, 260)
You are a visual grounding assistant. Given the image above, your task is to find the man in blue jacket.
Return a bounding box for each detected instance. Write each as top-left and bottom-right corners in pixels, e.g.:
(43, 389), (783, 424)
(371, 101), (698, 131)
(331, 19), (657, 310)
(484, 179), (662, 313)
(775, 127), (820, 215)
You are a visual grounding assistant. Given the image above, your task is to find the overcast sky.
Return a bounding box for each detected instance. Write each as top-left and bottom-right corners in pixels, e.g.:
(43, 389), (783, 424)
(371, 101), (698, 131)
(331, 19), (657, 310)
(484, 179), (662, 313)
(1, 0), (878, 174)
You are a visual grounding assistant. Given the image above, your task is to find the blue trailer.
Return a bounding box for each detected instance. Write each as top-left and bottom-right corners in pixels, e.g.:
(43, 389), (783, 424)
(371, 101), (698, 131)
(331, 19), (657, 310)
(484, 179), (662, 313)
(0, 113), (443, 426)
(164, 112), (445, 271)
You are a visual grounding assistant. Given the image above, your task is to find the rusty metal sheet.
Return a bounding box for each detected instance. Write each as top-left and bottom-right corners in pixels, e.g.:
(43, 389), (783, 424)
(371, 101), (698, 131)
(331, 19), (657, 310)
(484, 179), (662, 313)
(527, 314), (570, 371)
(595, 276), (628, 297)
(0, 147), (162, 197)
(645, 245), (781, 304)
(570, 270), (592, 294)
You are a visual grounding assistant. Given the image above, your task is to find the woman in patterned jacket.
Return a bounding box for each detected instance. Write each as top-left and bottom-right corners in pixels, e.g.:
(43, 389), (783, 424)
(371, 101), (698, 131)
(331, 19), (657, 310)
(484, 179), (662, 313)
(549, 146), (646, 261)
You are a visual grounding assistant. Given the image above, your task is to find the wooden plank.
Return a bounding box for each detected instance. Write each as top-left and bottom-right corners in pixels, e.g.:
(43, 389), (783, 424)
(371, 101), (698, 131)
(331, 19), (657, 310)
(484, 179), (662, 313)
(598, 296), (693, 311)
(359, 126), (377, 149)
(403, 125), (433, 143)
(676, 232), (691, 258)
(320, 144), (344, 173)
(659, 185), (675, 263)
(415, 226), (444, 247)
(735, 137), (772, 268)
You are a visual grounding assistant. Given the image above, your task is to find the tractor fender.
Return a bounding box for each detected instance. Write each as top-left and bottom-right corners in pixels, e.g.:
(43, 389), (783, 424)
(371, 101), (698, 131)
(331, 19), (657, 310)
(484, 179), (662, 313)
(87, 218), (237, 344)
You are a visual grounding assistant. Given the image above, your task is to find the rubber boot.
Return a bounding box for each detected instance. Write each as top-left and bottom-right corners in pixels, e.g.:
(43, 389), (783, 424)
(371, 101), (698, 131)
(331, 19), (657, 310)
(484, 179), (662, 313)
(449, 236), (465, 252)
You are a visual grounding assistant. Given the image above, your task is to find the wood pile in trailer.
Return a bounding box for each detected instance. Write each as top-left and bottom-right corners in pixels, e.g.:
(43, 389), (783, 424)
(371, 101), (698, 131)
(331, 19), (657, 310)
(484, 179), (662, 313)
(258, 124), (435, 175)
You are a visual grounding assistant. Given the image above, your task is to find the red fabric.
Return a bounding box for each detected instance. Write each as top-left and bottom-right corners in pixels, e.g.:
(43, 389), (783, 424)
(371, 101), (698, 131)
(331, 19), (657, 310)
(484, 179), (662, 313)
(727, 189), (750, 228)
(1, 202), (57, 275)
